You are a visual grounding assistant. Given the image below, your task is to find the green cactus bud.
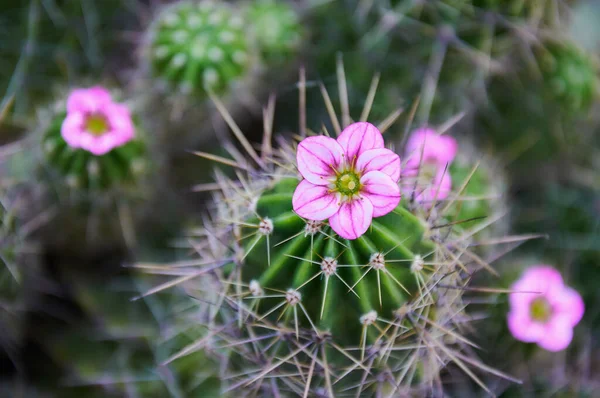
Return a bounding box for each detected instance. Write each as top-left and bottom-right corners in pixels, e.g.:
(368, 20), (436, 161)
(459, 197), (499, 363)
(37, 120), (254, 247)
(147, 1), (251, 97)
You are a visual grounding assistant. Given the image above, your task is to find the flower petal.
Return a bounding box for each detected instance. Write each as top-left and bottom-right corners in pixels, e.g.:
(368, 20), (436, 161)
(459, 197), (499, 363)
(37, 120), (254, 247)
(61, 113), (85, 148)
(507, 311), (545, 343)
(356, 148), (401, 181)
(405, 128), (457, 166)
(328, 197), (373, 240)
(297, 136), (343, 185)
(104, 103), (135, 145)
(552, 287), (584, 327)
(521, 266), (565, 296)
(67, 87), (112, 113)
(360, 171), (401, 217)
(508, 278), (543, 314)
(293, 180), (341, 221)
(537, 315), (574, 352)
(337, 122), (384, 161)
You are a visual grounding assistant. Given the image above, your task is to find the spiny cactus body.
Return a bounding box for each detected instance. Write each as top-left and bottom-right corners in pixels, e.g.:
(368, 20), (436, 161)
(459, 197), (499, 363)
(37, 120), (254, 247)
(148, 65), (523, 397)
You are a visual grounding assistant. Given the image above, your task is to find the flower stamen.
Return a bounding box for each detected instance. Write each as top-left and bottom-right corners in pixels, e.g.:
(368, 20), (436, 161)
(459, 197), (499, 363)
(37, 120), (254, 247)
(529, 297), (552, 323)
(85, 113), (110, 136)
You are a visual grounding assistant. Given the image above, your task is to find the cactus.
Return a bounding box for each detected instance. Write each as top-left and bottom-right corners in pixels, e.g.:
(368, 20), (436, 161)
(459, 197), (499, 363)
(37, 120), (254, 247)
(0, 85), (150, 254)
(138, 0), (304, 151)
(146, 65), (524, 396)
(146, 1), (251, 97)
(3, 85), (147, 194)
(40, 89), (146, 192)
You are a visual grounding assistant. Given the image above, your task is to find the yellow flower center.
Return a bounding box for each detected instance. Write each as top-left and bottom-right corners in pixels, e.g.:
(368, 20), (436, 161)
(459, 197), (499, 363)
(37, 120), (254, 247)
(530, 297), (552, 323)
(335, 171), (361, 196)
(85, 114), (110, 136)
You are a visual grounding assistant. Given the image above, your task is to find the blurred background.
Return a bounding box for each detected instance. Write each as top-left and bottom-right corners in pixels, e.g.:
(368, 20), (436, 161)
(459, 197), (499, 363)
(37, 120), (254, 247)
(0, 0), (599, 397)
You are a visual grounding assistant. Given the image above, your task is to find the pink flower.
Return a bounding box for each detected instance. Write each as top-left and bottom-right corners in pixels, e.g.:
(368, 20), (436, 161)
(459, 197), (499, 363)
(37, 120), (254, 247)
(507, 266), (584, 352)
(292, 122), (401, 240)
(61, 86), (135, 156)
(402, 128), (457, 205)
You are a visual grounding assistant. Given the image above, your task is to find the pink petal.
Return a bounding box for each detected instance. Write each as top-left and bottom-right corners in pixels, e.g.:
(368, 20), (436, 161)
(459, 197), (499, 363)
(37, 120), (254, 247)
(360, 171), (401, 217)
(355, 148), (401, 181)
(292, 180), (341, 221)
(104, 103), (135, 145)
(405, 128), (457, 166)
(336, 122), (384, 161)
(537, 315), (574, 352)
(508, 278), (543, 313)
(297, 136), (343, 185)
(507, 311), (545, 343)
(524, 266), (564, 295)
(328, 197), (373, 240)
(551, 287), (584, 327)
(61, 113), (85, 148)
(67, 86), (112, 113)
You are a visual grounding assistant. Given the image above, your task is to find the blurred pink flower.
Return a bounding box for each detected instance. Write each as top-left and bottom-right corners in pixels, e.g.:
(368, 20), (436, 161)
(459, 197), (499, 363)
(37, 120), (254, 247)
(61, 86), (135, 156)
(402, 128), (457, 205)
(507, 266), (584, 352)
(292, 122), (401, 240)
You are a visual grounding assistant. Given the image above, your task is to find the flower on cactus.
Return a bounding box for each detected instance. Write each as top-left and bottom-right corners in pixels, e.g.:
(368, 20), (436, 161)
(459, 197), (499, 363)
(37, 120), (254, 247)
(292, 122), (401, 239)
(61, 86), (135, 156)
(507, 266), (584, 352)
(402, 128), (457, 205)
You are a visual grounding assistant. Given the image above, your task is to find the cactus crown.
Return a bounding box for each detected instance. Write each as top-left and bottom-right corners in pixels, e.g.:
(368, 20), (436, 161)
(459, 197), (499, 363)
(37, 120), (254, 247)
(148, 1), (250, 96)
(142, 61), (523, 396)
